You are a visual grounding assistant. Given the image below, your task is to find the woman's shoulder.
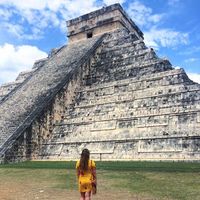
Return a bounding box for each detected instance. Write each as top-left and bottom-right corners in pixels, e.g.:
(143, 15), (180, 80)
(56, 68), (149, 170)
(89, 159), (96, 168)
(76, 160), (80, 168)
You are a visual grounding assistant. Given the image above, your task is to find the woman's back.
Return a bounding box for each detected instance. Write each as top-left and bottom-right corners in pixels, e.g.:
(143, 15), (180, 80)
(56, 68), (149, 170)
(76, 159), (96, 178)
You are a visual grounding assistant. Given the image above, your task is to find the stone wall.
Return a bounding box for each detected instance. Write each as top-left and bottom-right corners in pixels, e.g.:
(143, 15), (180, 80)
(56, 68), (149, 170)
(67, 4), (143, 43)
(36, 29), (200, 161)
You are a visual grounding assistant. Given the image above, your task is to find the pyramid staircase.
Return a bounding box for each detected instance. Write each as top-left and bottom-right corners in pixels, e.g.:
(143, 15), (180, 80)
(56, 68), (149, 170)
(0, 35), (106, 163)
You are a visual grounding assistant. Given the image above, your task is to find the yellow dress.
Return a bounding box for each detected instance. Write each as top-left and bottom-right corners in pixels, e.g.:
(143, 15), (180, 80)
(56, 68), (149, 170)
(76, 160), (96, 192)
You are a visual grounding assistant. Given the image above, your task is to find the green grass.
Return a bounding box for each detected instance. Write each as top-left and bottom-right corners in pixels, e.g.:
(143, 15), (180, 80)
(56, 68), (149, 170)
(102, 170), (200, 200)
(0, 161), (200, 200)
(1, 161), (199, 172)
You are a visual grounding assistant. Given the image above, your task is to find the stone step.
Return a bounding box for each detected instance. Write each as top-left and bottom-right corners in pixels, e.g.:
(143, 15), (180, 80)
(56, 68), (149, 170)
(39, 135), (200, 160)
(48, 126), (200, 142)
(0, 61), (45, 105)
(103, 30), (142, 48)
(81, 68), (190, 92)
(97, 48), (156, 65)
(0, 35), (105, 148)
(63, 108), (199, 129)
(100, 61), (171, 82)
(63, 84), (200, 122)
(78, 79), (198, 101)
(74, 87), (200, 110)
(76, 76), (199, 105)
(107, 59), (170, 74)
(87, 58), (173, 84)
(0, 81), (21, 97)
(46, 126), (199, 145)
(102, 43), (146, 58)
(69, 101), (198, 121)
(92, 48), (151, 67)
(100, 40), (146, 55)
(63, 104), (200, 126)
(65, 101), (200, 126)
(15, 69), (36, 82)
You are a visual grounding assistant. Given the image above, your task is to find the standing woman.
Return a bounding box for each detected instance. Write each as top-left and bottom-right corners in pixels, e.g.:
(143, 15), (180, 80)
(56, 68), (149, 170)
(76, 149), (97, 200)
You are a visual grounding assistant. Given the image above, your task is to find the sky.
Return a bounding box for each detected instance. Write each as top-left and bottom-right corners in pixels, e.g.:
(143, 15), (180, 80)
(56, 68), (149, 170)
(0, 0), (200, 85)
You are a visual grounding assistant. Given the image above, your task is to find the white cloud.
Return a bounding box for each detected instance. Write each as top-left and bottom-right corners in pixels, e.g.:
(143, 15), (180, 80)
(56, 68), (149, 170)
(0, 43), (47, 84)
(0, 0), (48, 10)
(126, 1), (189, 51)
(103, 0), (125, 5)
(0, 22), (43, 40)
(179, 46), (200, 55)
(0, 8), (13, 20)
(61, 0), (99, 18)
(144, 27), (189, 49)
(185, 58), (199, 63)
(187, 72), (200, 84)
(148, 14), (163, 24)
(168, 0), (180, 6)
(0, 0), (102, 39)
(127, 1), (164, 27)
(0, 0), (99, 16)
(1, 22), (24, 38)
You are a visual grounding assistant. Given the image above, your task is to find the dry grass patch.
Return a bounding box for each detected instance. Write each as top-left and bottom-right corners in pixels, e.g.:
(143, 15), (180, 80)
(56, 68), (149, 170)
(0, 161), (199, 200)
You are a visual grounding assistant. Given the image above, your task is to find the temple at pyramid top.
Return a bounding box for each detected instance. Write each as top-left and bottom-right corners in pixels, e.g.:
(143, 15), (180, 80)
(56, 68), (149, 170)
(66, 3), (143, 43)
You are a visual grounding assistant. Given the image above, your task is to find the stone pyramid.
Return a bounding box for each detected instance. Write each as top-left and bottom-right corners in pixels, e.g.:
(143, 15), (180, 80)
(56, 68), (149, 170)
(0, 4), (199, 163)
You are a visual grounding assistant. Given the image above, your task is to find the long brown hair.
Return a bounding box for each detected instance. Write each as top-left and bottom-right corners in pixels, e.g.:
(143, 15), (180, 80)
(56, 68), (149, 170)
(80, 149), (90, 171)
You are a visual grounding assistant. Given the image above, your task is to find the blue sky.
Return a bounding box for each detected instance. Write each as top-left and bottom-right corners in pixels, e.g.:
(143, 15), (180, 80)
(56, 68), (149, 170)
(0, 0), (199, 85)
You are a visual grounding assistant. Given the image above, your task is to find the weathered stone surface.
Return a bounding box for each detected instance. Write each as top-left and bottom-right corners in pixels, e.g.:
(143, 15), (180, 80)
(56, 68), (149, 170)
(38, 29), (199, 161)
(0, 35), (105, 162)
(0, 58), (48, 104)
(0, 4), (199, 163)
(67, 4), (143, 43)
(31, 28), (199, 162)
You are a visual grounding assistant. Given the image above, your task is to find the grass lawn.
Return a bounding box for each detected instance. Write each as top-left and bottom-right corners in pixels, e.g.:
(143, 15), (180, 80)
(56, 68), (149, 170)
(0, 161), (199, 200)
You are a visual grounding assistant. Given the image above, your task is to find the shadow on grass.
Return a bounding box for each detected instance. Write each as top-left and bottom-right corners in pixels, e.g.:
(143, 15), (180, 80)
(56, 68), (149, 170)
(0, 161), (199, 172)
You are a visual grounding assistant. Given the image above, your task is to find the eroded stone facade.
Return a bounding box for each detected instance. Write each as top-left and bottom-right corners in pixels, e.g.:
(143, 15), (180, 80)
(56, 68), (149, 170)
(0, 4), (199, 163)
(67, 4), (143, 43)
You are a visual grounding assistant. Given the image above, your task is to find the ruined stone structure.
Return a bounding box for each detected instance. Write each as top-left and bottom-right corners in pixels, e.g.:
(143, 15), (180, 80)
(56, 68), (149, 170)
(0, 4), (199, 163)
